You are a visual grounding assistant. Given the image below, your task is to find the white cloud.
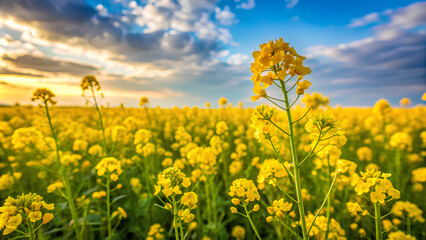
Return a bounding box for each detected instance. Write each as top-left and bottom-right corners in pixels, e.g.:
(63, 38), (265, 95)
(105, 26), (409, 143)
(215, 6), (238, 25)
(387, 1), (426, 29)
(285, 0), (299, 9)
(227, 53), (249, 65)
(348, 12), (380, 28)
(95, 4), (108, 17)
(236, 0), (255, 10)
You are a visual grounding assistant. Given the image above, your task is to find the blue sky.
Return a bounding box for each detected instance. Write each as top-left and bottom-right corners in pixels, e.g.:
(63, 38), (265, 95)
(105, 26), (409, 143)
(0, 0), (425, 107)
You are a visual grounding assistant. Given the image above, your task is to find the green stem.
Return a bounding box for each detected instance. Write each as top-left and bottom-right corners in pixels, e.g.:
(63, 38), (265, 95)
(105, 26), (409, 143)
(394, 148), (401, 189)
(243, 202), (262, 240)
(106, 176), (112, 239)
(325, 156), (331, 240)
(172, 196), (180, 240)
(91, 87), (107, 154)
(407, 217), (411, 235)
(279, 80), (308, 240)
(205, 182), (212, 223)
(27, 220), (35, 240)
(374, 203), (383, 240)
(44, 102), (82, 240)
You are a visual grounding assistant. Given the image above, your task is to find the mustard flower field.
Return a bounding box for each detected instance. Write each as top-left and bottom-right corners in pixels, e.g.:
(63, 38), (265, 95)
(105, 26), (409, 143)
(0, 39), (425, 240)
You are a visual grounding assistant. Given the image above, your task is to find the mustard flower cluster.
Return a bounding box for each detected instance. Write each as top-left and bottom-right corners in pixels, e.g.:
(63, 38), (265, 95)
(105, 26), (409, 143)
(81, 75), (101, 91)
(373, 99), (391, 116)
(265, 198), (294, 222)
(301, 93), (330, 110)
(305, 214), (346, 240)
(350, 169), (400, 204)
(250, 104), (277, 142)
(154, 167), (191, 197)
(391, 201), (424, 223)
(147, 223), (165, 240)
(95, 157), (123, 182)
(389, 132), (412, 150)
(250, 38), (312, 101)
(31, 88), (57, 105)
(229, 178), (260, 215)
(11, 127), (43, 149)
(356, 146), (373, 161)
(257, 159), (290, 186)
(387, 231), (416, 240)
(139, 97), (149, 107)
(154, 167), (198, 224)
(0, 193), (54, 235)
(187, 147), (217, 181)
(231, 225), (246, 240)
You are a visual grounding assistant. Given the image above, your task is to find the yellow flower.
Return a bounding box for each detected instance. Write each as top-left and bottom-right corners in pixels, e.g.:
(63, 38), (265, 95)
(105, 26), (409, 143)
(231, 198), (241, 205)
(389, 132), (412, 150)
(267, 198), (292, 219)
(92, 191), (106, 199)
(356, 147), (372, 161)
(412, 167), (426, 183)
(2, 214), (22, 235)
(181, 192), (198, 209)
(251, 84), (267, 102)
(392, 201), (424, 223)
(117, 207), (127, 218)
(95, 157), (123, 181)
(296, 80), (311, 95)
(42, 213), (54, 224)
(139, 97), (149, 106)
(31, 88), (57, 105)
(301, 93), (329, 110)
(81, 75), (101, 91)
(229, 178), (260, 203)
(373, 98), (391, 116)
(346, 202), (363, 216)
(231, 225), (246, 240)
(399, 97), (411, 106)
(230, 207), (238, 213)
(154, 167), (191, 197)
(218, 97), (228, 106)
(387, 231), (416, 240)
(47, 181), (64, 193)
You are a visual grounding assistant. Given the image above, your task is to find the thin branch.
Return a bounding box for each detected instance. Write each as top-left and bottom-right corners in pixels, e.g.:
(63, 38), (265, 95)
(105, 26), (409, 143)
(267, 95), (286, 102)
(269, 139), (295, 181)
(307, 172), (338, 236)
(287, 80), (298, 93)
(265, 96), (288, 111)
(298, 133), (322, 167)
(267, 119), (290, 136)
(292, 107), (311, 124)
(271, 179), (298, 204)
(288, 95), (300, 109)
(277, 218), (303, 240)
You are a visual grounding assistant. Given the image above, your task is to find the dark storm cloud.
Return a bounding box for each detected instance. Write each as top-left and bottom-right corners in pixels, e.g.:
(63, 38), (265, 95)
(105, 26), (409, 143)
(0, 67), (44, 77)
(0, 0), (225, 65)
(1, 54), (100, 76)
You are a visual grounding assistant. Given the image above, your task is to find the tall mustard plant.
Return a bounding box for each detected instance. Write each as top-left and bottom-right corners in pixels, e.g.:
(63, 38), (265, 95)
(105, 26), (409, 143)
(31, 88), (82, 240)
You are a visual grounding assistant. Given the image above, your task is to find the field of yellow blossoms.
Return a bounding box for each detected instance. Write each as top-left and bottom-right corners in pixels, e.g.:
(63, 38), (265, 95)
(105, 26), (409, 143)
(0, 39), (425, 240)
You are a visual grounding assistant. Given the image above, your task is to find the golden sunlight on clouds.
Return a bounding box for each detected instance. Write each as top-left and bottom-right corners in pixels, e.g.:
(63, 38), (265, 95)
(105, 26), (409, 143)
(0, 75), (182, 106)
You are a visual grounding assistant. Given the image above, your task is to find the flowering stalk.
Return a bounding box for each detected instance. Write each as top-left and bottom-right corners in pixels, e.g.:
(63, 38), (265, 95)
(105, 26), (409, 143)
(279, 79), (309, 239)
(40, 97), (82, 240)
(242, 201), (262, 240)
(81, 76), (107, 154)
(91, 85), (107, 154)
(106, 175), (112, 239)
(172, 196), (181, 240)
(374, 202), (382, 240)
